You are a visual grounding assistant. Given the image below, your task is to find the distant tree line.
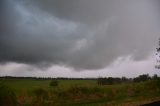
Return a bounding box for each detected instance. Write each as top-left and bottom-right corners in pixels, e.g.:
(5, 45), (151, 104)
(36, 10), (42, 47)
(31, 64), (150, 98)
(0, 74), (159, 86)
(97, 74), (160, 85)
(97, 77), (131, 85)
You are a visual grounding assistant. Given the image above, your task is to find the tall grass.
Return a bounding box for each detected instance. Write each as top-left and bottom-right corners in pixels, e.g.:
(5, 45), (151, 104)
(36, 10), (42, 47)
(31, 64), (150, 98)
(0, 84), (17, 106)
(0, 79), (160, 106)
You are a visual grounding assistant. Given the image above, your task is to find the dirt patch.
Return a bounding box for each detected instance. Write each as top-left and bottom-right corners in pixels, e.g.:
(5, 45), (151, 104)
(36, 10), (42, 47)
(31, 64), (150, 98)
(140, 101), (160, 106)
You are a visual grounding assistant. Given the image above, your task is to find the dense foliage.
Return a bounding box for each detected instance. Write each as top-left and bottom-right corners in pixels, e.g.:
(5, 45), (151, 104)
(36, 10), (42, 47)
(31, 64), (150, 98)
(97, 74), (159, 85)
(0, 84), (17, 106)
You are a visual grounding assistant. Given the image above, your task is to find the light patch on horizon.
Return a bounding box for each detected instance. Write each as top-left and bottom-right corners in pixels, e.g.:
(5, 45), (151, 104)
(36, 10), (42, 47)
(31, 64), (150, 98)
(0, 54), (159, 78)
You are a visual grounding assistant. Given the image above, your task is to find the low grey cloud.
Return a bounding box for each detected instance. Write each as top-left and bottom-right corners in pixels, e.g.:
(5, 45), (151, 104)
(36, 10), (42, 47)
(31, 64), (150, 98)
(0, 0), (160, 70)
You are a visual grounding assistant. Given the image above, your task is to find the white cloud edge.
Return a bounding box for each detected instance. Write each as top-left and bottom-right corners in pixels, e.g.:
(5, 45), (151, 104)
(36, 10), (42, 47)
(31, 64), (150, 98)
(0, 53), (159, 78)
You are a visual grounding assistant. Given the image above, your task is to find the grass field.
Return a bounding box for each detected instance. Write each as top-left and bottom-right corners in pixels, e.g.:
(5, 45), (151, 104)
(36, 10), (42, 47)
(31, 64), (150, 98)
(1, 79), (96, 95)
(0, 79), (160, 106)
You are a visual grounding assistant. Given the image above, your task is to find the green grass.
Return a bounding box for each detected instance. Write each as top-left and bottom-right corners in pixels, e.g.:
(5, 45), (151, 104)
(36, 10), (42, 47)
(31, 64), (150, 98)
(0, 79), (51, 95)
(0, 79), (160, 106)
(0, 79), (96, 95)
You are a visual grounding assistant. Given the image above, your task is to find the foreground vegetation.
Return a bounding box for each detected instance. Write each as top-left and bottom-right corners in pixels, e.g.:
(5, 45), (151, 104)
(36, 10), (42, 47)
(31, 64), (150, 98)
(0, 75), (160, 106)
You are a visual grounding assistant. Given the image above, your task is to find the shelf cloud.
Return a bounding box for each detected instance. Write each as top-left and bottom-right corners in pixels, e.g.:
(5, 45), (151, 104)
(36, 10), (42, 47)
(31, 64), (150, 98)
(0, 0), (160, 70)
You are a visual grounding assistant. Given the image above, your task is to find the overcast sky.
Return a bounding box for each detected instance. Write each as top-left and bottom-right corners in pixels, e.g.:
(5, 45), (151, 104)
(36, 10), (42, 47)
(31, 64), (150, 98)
(0, 0), (160, 78)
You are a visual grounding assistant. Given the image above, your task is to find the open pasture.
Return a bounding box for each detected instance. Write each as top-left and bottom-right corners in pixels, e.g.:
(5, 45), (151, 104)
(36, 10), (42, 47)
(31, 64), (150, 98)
(0, 78), (160, 106)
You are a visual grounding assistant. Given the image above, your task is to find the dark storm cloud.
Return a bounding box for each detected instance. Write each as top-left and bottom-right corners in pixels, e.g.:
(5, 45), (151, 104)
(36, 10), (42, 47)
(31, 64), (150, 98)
(0, 0), (159, 70)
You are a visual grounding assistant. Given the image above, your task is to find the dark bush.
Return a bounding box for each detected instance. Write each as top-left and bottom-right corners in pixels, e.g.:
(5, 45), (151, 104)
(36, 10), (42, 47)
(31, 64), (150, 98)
(50, 80), (58, 87)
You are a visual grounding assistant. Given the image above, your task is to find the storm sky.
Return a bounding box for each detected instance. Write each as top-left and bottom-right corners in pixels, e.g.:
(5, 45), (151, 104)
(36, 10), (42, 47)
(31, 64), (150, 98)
(0, 0), (160, 77)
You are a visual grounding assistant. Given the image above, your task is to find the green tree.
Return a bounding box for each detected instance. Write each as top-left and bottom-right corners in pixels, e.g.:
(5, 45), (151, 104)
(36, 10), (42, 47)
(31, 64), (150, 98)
(153, 74), (158, 80)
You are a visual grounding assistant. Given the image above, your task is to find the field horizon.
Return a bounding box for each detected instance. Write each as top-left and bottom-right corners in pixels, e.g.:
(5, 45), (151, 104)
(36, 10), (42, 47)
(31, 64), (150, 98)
(0, 74), (160, 106)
